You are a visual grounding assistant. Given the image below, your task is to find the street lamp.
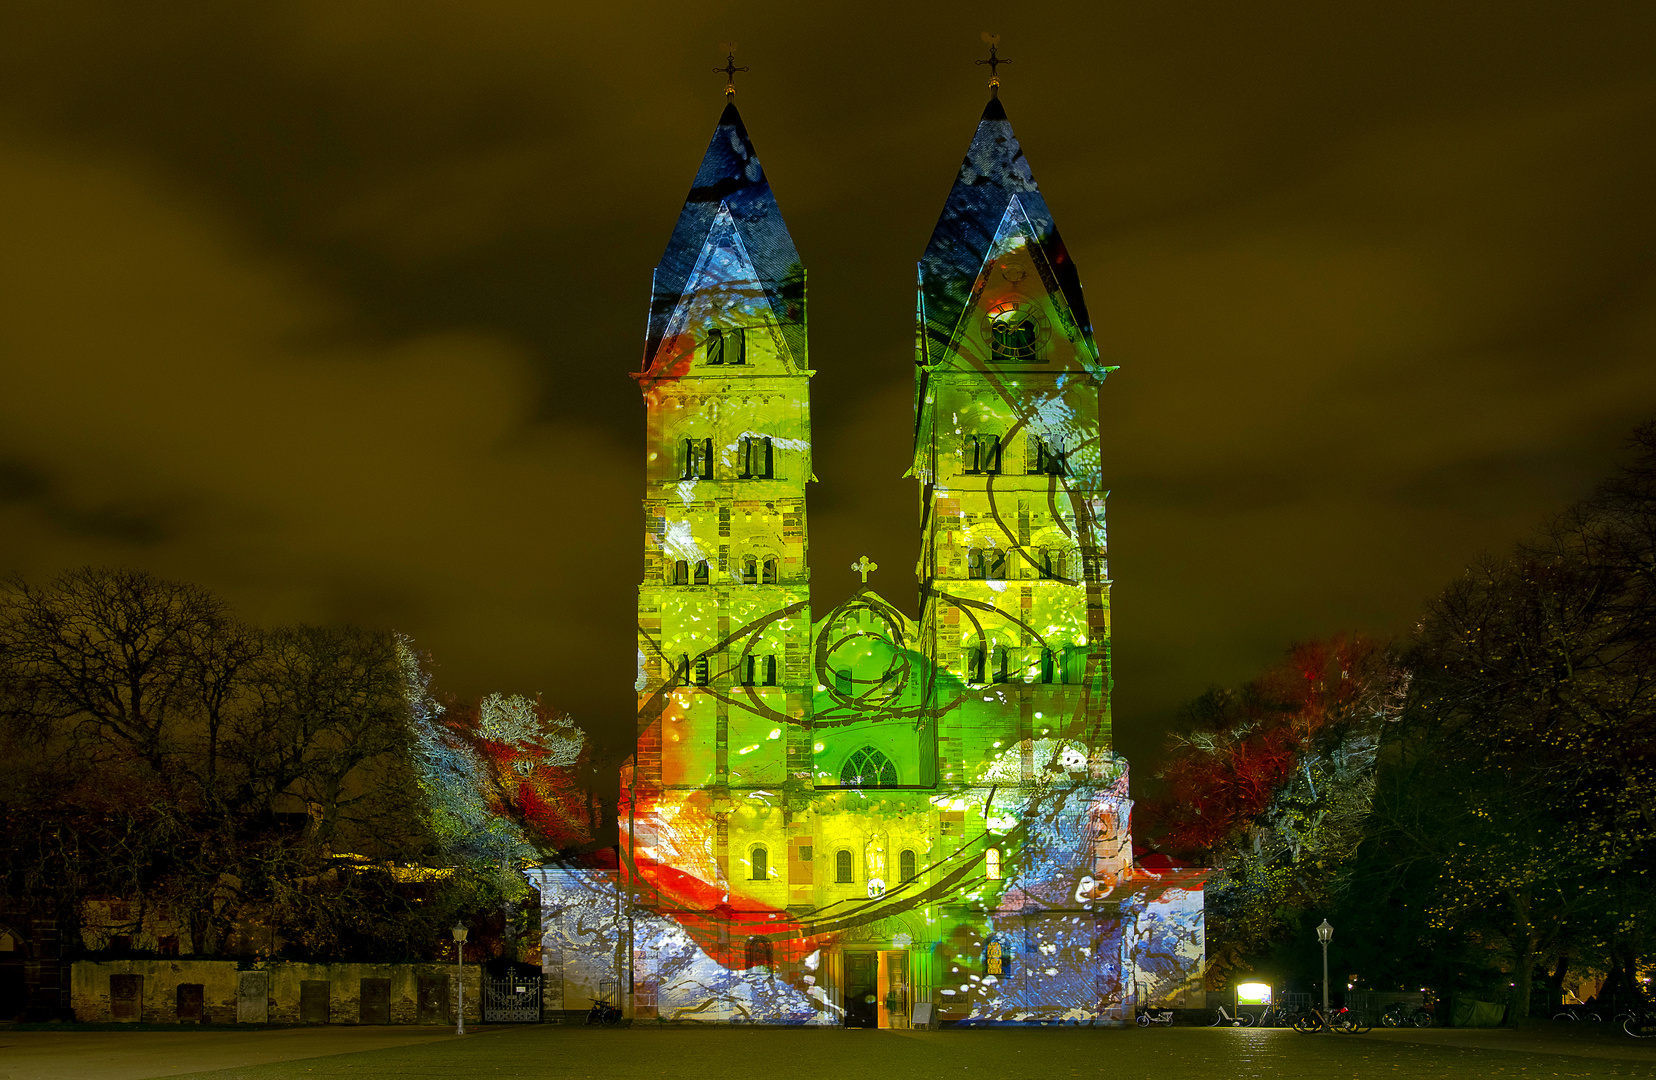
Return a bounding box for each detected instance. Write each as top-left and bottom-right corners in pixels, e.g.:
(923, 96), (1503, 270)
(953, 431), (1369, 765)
(452, 922), (469, 1036)
(1316, 919), (1334, 1025)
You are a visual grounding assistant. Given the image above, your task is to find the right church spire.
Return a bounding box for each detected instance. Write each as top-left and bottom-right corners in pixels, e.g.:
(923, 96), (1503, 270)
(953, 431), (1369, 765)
(913, 90), (1115, 758)
(916, 95), (1097, 368)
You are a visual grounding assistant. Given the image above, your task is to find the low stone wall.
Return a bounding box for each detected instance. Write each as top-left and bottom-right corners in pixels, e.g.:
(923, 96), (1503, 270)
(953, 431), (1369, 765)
(71, 960), (482, 1025)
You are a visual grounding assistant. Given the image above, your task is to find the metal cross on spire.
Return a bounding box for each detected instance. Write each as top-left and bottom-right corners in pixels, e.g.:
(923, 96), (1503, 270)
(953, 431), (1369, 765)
(852, 556), (878, 584)
(715, 43), (749, 97)
(976, 32), (1011, 95)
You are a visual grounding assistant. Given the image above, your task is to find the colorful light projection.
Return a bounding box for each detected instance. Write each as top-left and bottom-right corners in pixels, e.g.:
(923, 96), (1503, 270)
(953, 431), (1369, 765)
(537, 97), (1205, 1026)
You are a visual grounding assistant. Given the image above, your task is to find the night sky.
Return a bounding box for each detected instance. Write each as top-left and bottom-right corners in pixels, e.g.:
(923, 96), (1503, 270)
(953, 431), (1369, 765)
(2, 3), (1653, 779)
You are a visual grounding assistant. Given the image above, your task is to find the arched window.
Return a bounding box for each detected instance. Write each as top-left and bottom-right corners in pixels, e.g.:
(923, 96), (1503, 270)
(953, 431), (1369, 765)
(899, 849), (917, 883)
(705, 327), (726, 365)
(762, 655), (777, 687)
(761, 557), (779, 584)
(985, 848), (1002, 880)
(967, 549), (985, 579)
(835, 849), (854, 883)
(693, 560), (709, 585)
(681, 437), (714, 480)
(991, 647), (1010, 684)
(672, 560), (689, 585)
(745, 935), (773, 971)
(739, 436), (773, 479)
(840, 746), (897, 787)
(750, 845), (768, 881)
(742, 554), (759, 584)
(1040, 648), (1055, 685)
(965, 648), (986, 686)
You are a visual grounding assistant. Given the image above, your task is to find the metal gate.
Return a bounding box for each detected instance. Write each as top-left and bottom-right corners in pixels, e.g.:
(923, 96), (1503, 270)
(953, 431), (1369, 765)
(483, 973), (542, 1023)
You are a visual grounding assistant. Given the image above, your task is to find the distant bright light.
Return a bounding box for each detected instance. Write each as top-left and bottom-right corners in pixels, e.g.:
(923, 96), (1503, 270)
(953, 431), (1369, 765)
(1236, 983), (1272, 1005)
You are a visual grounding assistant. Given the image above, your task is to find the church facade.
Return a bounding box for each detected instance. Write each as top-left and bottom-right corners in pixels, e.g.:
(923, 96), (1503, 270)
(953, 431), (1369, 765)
(536, 90), (1205, 1027)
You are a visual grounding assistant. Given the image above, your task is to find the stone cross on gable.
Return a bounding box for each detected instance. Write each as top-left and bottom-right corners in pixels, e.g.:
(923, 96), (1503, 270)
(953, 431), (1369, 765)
(852, 556), (877, 583)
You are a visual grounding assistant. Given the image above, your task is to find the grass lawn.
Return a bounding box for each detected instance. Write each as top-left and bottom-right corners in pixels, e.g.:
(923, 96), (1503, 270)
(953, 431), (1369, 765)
(149, 1025), (1656, 1080)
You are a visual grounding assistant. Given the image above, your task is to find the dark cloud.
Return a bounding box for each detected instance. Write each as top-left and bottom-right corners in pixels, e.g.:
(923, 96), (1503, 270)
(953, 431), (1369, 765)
(1, 0), (1653, 775)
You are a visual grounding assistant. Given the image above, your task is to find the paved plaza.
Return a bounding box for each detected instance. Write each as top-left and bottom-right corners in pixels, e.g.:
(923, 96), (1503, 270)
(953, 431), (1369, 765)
(3, 1024), (1656, 1080)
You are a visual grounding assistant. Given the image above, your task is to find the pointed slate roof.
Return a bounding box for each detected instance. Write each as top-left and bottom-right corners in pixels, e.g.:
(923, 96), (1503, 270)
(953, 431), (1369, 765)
(645, 102), (805, 368)
(917, 96), (1094, 363)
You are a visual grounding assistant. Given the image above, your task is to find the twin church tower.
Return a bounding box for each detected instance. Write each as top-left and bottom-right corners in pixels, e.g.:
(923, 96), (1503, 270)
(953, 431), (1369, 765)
(585, 80), (1204, 1026)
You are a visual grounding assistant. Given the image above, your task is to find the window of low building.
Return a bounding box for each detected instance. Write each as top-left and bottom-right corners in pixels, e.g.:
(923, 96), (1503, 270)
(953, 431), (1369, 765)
(835, 848), (854, 883)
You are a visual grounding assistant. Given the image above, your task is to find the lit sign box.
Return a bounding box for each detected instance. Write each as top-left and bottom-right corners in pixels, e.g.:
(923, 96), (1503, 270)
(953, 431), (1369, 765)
(1235, 983), (1272, 1005)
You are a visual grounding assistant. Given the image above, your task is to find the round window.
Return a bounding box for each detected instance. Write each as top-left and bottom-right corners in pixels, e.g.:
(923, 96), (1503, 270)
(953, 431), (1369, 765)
(984, 302), (1048, 363)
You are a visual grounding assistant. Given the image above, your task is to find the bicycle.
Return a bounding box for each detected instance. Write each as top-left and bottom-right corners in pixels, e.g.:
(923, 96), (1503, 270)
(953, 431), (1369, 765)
(1211, 1004), (1253, 1027)
(1380, 1002), (1435, 1028)
(1136, 1009), (1174, 1027)
(586, 997), (623, 1026)
(1255, 1003), (1298, 1028)
(1553, 1006), (1603, 1022)
(1623, 1010), (1656, 1039)
(1295, 1006), (1369, 1033)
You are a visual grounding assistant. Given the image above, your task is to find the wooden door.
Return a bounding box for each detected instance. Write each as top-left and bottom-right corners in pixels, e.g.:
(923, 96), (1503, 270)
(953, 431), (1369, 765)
(176, 982), (204, 1023)
(844, 952), (877, 1028)
(416, 975), (448, 1024)
(300, 980), (331, 1023)
(110, 974), (142, 1021)
(359, 977), (392, 1025)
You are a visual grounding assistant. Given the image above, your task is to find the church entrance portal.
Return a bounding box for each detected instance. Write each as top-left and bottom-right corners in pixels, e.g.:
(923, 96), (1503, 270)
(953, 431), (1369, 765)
(842, 949), (911, 1028)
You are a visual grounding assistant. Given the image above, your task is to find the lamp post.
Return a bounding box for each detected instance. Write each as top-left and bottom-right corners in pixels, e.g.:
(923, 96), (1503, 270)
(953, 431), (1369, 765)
(452, 922), (469, 1036)
(1316, 919), (1333, 1026)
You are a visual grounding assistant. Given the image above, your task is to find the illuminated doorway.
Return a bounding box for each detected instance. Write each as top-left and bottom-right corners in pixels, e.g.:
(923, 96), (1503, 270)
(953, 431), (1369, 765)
(877, 950), (910, 1029)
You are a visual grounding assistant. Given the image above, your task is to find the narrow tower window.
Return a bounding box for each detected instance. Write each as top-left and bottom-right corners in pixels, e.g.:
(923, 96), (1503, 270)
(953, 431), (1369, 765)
(1040, 648), (1056, 685)
(728, 327), (747, 365)
(762, 655), (777, 686)
(739, 436), (774, 479)
(963, 433), (1002, 475)
(762, 557), (779, 584)
(750, 844), (768, 881)
(694, 655), (710, 687)
(671, 560), (689, 585)
(693, 560), (709, 585)
(965, 647), (986, 686)
(705, 327), (726, 365)
(835, 849), (854, 884)
(1031, 438), (1068, 476)
(986, 848), (1002, 880)
(742, 554), (759, 584)
(900, 849), (917, 883)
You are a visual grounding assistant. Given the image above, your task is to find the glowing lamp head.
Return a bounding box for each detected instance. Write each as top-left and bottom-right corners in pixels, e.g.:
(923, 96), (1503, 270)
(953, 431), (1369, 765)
(1235, 982), (1271, 1005)
(452, 923), (469, 944)
(1316, 919), (1333, 945)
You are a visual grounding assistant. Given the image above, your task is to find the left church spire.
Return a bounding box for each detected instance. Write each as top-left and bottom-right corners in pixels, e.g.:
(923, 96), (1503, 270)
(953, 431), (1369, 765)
(642, 102), (806, 373)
